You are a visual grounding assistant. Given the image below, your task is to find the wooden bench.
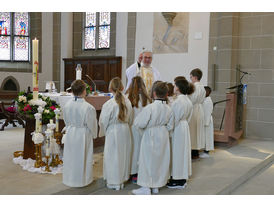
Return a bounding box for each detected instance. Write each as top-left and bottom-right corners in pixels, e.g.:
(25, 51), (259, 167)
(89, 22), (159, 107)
(0, 101), (25, 131)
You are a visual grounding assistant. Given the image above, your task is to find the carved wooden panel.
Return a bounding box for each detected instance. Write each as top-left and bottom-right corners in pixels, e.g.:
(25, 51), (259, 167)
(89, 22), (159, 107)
(64, 56), (122, 93)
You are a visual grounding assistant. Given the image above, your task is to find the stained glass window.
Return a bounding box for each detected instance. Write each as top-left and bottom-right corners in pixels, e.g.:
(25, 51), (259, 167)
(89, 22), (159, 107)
(99, 12), (111, 25)
(13, 12), (29, 61)
(84, 27), (96, 49)
(0, 12), (11, 60)
(99, 12), (110, 49)
(0, 36), (11, 60)
(0, 12), (29, 61)
(99, 26), (110, 49)
(84, 12), (96, 50)
(86, 12), (96, 27)
(84, 12), (111, 50)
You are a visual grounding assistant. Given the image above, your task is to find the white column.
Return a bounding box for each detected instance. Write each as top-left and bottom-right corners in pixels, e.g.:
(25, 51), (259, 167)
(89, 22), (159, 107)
(40, 12), (53, 90)
(116, 12), (128, 86)
(60, 12), (73, 91)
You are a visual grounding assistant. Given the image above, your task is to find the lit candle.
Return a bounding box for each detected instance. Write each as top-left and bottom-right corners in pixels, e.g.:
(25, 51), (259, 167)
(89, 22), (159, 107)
(32, 38), (39, 101)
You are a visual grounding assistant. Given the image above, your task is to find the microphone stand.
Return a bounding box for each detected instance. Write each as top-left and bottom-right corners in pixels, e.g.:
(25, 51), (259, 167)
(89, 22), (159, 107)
(85, 75), (98, 95)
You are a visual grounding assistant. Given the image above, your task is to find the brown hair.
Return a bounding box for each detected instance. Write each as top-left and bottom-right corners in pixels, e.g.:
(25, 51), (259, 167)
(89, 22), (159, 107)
(127, 76), (151, 108)
(204, 86), (212, 97)
(174, 78), (195, 95)
(153, 82), (169, 99)
(109, 77), (128, 122)
(150, 80), (162, 100)
(71, 80), (86, 96)
(190, 68), (203, 81)
(174, 76), (186, 82)
(167, 83), (174, 97)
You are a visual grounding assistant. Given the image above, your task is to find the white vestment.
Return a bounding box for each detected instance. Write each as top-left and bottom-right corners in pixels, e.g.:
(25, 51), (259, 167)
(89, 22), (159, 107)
(170, 95), (193, 180)
(188, 82), (206, 150)
(203, 96), (214, 151)
(125, 63), (161, 91)
(63, 98), (98, 187)
(99, 95), (133, 185)
(129, 96), (147, 175)
(134, 100), (174, 188)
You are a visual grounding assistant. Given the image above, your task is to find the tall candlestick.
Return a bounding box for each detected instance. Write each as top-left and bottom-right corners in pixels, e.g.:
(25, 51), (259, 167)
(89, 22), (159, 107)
(34, 113), (41, 133)
(32, 38), (39, 101)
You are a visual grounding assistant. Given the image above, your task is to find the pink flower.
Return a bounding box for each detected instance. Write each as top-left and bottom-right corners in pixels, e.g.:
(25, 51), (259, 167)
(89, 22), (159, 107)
(50, 106), (56, 111)
(23, 104), (31, 111)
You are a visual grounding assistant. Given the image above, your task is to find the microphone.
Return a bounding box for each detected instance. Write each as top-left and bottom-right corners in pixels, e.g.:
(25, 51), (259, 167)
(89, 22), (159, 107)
(236, 67), (252, 75)
(85, 75), (98, 95)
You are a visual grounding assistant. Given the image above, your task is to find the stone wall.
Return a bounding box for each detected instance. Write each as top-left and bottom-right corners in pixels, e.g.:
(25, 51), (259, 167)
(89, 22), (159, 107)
(52, 12), (61, 91)
(208, 12), (274, 140)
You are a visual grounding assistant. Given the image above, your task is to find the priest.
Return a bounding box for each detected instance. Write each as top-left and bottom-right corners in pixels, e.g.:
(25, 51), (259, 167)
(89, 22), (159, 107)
(125, 51), (161, 93)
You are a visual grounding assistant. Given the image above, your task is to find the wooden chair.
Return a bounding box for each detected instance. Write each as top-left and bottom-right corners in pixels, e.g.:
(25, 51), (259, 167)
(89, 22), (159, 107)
(0, 101), (25, 131)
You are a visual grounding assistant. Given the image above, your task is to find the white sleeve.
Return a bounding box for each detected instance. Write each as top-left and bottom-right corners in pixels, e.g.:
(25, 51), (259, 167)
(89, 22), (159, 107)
(203, 98), (213, 126)
(166, 109), (174, 132)
(153, 67), (161, 81)
(134, 106), (151, 129)
(98, 102), (111, 137)
(125, 64), (136, 91)
(188, 90), (198, 105)
(171, 100), (184, 126)
(85, 106), (98, 139)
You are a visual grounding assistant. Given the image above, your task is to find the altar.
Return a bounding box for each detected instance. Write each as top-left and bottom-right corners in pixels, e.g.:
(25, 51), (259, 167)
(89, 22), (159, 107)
(22, 93), (111, 160)
(42, 92), (111, 110)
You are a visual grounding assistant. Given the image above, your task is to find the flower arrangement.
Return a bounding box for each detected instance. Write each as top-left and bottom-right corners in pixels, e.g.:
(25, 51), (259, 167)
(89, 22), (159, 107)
(16, 92), (60, 123)
(86, 83), (92, 95)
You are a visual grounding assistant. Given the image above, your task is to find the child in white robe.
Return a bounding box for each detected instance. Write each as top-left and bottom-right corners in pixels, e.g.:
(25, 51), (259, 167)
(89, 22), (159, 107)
(63, 80), (98, 187)
(200, 86), (214, 158)
(132, 82), (174, 195)
(99, 77), (132, 191)
(150, 80), (163, 101)
(167, 78), (194, 189)
(188, 68), (206, 159)
(126, 76), (151, 183)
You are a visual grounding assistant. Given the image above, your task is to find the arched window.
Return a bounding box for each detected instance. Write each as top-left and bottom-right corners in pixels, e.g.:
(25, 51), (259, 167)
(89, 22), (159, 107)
(0, 12), (30, 62)
(84, 12), (110, 50)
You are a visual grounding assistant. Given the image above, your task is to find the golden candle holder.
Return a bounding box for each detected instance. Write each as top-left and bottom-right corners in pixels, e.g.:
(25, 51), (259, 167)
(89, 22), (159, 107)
(45, 156), (51, 172)
(13, 151), (24, 158)
(49, 154), (58, 167)
(55, 154), (63, 165)
(34, 144), (46, 168)
(54, 131), (63, 145)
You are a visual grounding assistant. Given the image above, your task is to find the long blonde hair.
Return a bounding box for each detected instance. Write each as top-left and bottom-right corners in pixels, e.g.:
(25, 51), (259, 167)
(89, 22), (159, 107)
(109, 77), (128, 122)
(127, 76), (151, 108)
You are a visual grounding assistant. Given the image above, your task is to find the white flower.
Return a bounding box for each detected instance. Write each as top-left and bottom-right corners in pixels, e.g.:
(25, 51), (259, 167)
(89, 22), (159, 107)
(29, 99), (47, 107)
(37, 106), (44, 114)
(34, 113), (41, 120)
(31, 132), (44, 144)
(44, 109), (50, 114)
(18, 96), (27, 103)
